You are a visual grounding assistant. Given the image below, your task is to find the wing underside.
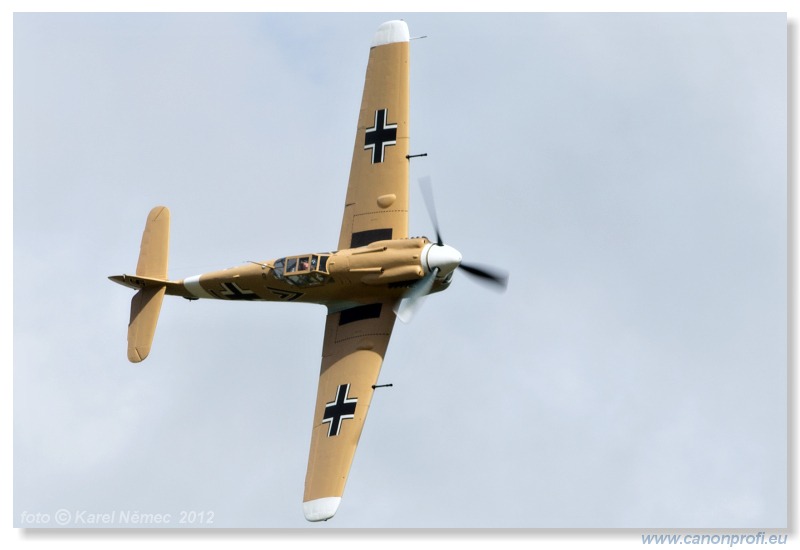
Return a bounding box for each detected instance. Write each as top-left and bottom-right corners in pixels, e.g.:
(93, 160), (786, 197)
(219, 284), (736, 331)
(303, 300), (397, 521)
(337, 21), (410, 251)
(304, 19), (410, 523)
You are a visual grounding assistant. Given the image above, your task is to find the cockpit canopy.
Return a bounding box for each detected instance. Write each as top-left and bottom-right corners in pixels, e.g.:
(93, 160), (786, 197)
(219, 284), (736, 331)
(273, 254), (331, 286)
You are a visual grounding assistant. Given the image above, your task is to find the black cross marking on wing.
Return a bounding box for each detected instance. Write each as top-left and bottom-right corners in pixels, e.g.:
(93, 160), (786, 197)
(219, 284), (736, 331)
(364, 108), (397, 164)
(322, 384), (358, 437)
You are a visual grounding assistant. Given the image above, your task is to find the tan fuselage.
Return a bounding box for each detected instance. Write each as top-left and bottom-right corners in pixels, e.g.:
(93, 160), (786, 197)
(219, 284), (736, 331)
(143, 237), (450, 309)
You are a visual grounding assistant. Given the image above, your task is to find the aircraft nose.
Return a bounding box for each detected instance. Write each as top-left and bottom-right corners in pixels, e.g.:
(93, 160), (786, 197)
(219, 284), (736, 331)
(424, 243), (462, 275)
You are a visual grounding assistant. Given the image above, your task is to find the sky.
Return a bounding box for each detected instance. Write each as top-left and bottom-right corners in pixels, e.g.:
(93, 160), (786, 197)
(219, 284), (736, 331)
(10, 9), (790, 534)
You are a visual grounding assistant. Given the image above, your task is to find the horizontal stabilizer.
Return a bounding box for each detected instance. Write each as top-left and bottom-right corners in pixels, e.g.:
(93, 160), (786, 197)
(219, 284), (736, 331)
(109, 273), (169, 290)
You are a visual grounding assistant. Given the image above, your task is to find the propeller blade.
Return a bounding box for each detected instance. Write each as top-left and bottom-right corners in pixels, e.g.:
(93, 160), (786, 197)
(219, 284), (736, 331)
(419, 176), (443, 246)
(393, 267), (438, 323)
(417, 176), (510, 293)
(459, 262), (509, 290)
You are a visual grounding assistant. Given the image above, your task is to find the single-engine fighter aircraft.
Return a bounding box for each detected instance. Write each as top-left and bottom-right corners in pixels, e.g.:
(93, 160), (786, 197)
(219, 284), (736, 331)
(110, 20), (507, 522)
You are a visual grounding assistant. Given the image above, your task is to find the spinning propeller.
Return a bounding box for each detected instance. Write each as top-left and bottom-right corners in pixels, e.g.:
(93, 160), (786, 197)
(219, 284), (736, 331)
(394, 177), (509, 322)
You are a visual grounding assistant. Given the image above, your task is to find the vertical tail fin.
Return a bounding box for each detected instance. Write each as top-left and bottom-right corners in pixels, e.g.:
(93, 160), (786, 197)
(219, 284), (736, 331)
(127, 206), (170, 363)
(128, 286), (166, 362)
(136, 206), (170, 279)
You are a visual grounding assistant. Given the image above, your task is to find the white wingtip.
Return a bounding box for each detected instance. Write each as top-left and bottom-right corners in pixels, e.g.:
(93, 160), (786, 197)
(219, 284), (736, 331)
(371, 20), (409, 47)
(303, 497), (342, 522)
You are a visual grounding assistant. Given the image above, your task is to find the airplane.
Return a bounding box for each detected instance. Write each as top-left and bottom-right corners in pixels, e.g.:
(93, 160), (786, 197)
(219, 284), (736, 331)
(110, 20), (507, 522)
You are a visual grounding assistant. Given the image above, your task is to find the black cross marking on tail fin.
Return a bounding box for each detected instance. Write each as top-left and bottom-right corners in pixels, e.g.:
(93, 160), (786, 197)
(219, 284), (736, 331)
(364, 109), (397, 164)
(322, 384), (358, 437)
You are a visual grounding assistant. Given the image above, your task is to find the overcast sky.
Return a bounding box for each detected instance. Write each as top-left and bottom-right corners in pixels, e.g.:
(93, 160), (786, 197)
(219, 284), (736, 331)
(11, 11), (788, 531)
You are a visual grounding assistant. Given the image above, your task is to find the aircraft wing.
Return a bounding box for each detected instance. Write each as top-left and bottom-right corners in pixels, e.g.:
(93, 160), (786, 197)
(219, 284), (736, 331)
(337, 20), (410, 251)
(303, 300), (398, 521)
